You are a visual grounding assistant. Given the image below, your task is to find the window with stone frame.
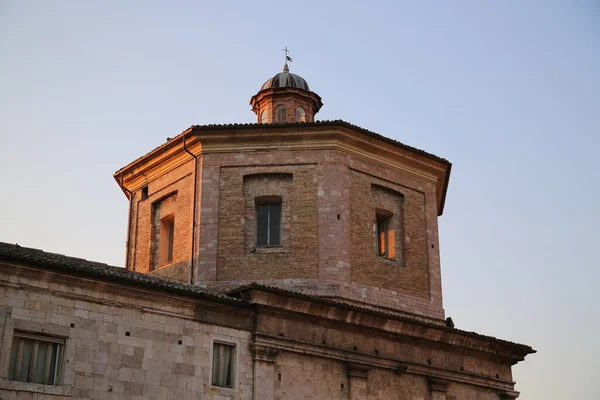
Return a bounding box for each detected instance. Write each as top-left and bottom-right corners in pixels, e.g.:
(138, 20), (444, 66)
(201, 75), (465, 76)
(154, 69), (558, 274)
(256, 196), (282, 246)
(260, 110), (268, 123)
(275, 105), (287, 123)
(212, 342), (235, 388)
(243, 173), (292, 253)
(8, 332), (65, 385)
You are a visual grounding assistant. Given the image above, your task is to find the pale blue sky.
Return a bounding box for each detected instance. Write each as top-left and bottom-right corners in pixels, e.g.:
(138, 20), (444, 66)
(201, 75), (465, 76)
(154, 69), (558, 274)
(1, 1), (598, 398)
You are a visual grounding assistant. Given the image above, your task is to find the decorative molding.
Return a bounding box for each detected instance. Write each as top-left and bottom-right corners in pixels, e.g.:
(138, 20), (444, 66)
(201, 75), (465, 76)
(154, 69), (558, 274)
(499, 390), (520, 399)
(395, 364), (409, 374)
(115, 126), (448, 211)
(427, 376), (450, 392)
(253, 334), (515, 393)
(250, 344), (279, 363)
(345, 362), (371, 379)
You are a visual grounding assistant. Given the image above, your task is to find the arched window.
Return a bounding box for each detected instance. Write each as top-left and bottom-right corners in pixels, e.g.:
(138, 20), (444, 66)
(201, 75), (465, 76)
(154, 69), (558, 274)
(260, 110), (268, 124)
(275, 105), (287, 123)
(296, 106), (307, 122)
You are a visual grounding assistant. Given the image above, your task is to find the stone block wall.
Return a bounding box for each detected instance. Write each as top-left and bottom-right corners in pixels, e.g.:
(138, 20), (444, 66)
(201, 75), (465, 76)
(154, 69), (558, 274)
(0, 265), (253, 400)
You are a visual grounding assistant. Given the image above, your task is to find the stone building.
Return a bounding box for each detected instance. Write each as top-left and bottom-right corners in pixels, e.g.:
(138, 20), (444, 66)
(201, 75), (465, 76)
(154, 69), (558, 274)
(0, 63), (534, 399)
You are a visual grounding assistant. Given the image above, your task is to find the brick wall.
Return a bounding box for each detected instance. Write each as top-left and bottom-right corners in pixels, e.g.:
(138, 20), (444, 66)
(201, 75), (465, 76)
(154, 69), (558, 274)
(127, 140), (444, 318)
(350, 169), (430, 298)
(129, 160), (195, 283)
(217, 166), (319, 281)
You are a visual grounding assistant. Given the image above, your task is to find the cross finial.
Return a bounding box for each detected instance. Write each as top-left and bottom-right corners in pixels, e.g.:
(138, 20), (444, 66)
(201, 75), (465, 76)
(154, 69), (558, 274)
(283, 47), (292, 72)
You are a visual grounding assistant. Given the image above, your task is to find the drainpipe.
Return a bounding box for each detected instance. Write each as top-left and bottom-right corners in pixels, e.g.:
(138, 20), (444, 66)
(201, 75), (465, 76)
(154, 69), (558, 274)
(183, 134), (199, 285)
(119, 172), (133, 270)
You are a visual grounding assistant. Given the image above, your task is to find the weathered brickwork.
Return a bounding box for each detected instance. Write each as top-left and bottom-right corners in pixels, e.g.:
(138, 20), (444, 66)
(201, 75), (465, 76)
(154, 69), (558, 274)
(274, 352), (348, 400)
(123, 139), (445, 319)
(217, 166), (319, 281)
(350, 169), (430, 298)
(151, 193), (177, 269)
(367, 370), (428, 400)
(129, 160), (195, 283)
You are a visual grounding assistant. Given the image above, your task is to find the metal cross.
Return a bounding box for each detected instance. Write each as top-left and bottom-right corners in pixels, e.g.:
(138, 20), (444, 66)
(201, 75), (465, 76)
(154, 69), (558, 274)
(283, 47), (290, 61)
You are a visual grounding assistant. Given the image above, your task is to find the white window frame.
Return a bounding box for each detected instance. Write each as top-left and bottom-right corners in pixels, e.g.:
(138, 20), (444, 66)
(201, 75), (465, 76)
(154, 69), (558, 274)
(209, 338), (238, 391)
(7, 331), (65, 386)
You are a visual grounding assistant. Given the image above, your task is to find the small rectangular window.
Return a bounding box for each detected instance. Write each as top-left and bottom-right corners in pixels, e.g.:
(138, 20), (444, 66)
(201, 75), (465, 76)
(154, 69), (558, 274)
(141, 186), (149, 200)
(159, 215), (175, 266)
(8, 332), (65, 385)
(212, 342), (235, 388)
(256, 198), (282, 246)
(376, 210), (394, 258)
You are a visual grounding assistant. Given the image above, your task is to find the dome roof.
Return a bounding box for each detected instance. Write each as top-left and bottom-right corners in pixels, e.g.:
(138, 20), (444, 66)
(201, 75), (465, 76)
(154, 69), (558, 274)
(260, 64), (310, 91)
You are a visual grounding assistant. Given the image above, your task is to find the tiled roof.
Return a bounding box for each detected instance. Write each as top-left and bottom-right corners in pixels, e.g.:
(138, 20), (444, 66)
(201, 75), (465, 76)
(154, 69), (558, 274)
(226, 283), (536, 354)
(114, 120), (451, 174)
(0, 242), (533, 355)
(0, 242), (243, 306)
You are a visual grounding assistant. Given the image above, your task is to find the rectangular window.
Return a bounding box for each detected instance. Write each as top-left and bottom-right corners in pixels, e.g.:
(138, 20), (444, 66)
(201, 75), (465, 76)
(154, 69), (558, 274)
(8, 332), (65, 385)
(256, 199), (282, 246)
(159, 215), (175, 266)
(212, 342), (235, 388)
(376, 210), (394, 258)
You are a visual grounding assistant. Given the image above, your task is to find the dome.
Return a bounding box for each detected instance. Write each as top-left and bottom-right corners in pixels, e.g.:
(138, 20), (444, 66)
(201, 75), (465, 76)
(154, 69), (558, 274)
(260, 64), (310, 91)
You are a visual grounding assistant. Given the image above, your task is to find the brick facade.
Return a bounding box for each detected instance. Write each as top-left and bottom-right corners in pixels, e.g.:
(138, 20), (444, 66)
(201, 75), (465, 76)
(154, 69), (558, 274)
(120, 123), (449, 321)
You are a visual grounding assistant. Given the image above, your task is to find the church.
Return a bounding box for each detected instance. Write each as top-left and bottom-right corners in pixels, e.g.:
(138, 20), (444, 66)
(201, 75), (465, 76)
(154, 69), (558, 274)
(0, 61), (534, 399)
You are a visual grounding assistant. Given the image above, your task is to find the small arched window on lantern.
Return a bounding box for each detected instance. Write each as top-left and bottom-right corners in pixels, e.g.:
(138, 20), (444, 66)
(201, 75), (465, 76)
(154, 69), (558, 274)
(275, 105), (287, 123)
(260, 110), (268, 124)
(296, 106), (307, 122)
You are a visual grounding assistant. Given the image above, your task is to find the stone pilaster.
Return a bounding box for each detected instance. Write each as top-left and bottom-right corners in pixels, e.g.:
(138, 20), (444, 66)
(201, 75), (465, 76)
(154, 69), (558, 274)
(346, 363), (370, 400)
(427, 376), (449, 400)
(251, 344), (279, 400)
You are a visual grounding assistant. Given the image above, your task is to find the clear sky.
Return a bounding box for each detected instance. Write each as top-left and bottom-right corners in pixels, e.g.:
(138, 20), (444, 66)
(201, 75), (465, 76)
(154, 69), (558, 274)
(1, 1), (598, 398)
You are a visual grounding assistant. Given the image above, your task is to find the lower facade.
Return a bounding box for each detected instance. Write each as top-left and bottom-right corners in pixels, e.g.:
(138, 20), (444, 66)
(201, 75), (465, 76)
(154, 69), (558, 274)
(0, 243), (533, 400)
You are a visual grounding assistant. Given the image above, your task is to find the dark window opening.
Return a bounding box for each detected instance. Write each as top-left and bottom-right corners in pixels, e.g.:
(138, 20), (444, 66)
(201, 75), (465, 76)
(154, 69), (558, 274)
(141, 186), (148, 200)
(256, 196), (282, 246)
(376, 211), (393, 258)
(159, 215), (175, 265)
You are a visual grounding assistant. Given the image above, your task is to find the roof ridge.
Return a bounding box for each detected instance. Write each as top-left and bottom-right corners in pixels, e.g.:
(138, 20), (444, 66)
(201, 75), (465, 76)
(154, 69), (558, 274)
(0, 242), (242, 305)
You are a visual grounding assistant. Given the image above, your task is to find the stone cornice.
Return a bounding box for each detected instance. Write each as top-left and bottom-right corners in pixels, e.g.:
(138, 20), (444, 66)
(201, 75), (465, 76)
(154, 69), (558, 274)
(427, 376), (450, 392)
(245, 289), (534, 365)
(253, 333), (515, 393)
(250, 344), (279, 363)
(345, 362), (371, 379)
(114, 124), (450, 213)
